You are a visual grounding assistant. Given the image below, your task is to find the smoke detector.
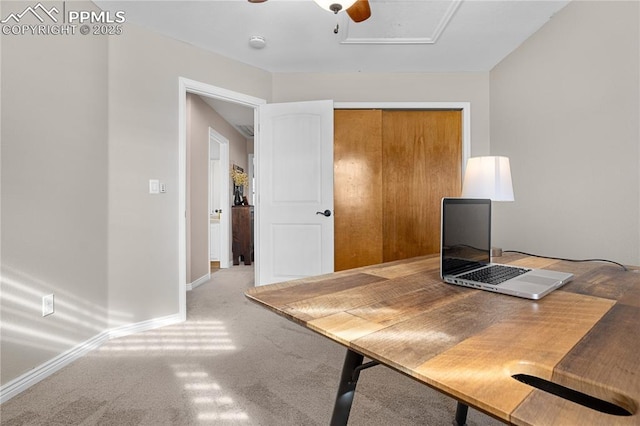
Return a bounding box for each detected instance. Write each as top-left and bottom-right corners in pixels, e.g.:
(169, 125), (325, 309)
(249, 36), (266, 49)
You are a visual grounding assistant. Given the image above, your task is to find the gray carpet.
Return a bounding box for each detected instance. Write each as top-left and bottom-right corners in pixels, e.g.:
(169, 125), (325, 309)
(1, 266), (503, 425)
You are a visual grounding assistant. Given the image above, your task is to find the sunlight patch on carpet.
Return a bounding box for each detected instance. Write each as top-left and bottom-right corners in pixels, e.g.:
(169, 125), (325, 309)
(171, 363), (250, 424)
(93, 320), (237, 356)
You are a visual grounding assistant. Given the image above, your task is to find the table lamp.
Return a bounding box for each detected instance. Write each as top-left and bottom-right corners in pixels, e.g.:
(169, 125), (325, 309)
(461, 156), (514, 202)
(461, 156), (514, 256)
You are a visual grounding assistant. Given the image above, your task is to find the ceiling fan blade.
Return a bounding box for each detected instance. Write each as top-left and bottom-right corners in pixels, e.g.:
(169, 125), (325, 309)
(346, 0), (371, 23)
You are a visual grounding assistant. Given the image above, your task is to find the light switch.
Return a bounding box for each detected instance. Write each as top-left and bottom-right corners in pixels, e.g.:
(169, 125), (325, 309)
(160, 183), (166, 193)
(149, 179), (160, 194)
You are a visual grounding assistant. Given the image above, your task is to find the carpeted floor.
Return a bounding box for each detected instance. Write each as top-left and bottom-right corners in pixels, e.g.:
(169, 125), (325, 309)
(1, 266), (503, 425)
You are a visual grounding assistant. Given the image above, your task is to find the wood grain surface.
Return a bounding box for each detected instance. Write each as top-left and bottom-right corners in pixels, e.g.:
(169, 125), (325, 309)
(381, 110), (462, 262)
(245, 254), (640, 425)
(333, 109), (384, 271)
(333, 109), (462, 271)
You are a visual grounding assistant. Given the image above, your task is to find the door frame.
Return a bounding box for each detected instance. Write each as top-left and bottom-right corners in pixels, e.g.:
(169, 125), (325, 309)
(178, 77), (266, 320)
(334, 102), (471, 174)
(208, 127), (230, 269)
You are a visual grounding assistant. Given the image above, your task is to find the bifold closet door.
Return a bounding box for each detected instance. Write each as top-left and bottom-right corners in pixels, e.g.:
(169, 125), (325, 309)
(382, 110), (462, 262)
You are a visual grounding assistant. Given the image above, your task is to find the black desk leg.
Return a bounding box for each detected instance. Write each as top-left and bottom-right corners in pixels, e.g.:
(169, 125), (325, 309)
(330, 349), (365, 426)
(453, 402), (469, 426)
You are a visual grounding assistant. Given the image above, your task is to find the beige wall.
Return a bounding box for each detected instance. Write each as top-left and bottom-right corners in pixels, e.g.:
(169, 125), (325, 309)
(1, 2), (109, 384)
(107, 23), (270, 328)
(490, 0), (640, 265)
(272, 72), (491, 156)
(186, 94), (249, 283)
(1, 15), (270, 387)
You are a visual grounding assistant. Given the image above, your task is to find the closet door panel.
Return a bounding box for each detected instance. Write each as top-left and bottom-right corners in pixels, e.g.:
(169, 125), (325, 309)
(334, 109), (383, 271)
(382, 110), (462, 262)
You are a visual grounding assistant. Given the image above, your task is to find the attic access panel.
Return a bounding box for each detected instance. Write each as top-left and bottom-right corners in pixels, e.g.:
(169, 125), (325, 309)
(339, 0), (462, 44)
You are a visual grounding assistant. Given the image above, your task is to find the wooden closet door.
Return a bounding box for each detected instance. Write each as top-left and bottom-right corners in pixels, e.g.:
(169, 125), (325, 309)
(382, 110), (462, 262)
(334, 109), (383, 271)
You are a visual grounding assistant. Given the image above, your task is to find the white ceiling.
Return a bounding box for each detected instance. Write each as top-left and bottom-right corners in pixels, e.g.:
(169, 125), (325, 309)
(95, 0), (570, 132)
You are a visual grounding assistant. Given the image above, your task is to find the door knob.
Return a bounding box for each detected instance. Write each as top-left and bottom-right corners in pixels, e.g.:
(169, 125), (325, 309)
(316, 209), (332, 217)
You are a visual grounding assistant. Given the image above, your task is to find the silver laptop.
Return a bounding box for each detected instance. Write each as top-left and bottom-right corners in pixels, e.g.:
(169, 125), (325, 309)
(440, 198), (573, 300)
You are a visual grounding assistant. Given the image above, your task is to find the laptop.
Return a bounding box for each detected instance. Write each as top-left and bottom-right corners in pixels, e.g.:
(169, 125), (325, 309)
(440, 198), (573, 300)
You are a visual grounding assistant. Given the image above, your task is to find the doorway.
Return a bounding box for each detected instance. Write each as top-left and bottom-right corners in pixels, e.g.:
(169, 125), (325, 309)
(208, 127), (230, 272)
(178, 78), (266, 320)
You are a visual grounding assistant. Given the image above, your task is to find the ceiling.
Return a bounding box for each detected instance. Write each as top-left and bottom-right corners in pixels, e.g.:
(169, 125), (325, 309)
(95, 0), (570, 135)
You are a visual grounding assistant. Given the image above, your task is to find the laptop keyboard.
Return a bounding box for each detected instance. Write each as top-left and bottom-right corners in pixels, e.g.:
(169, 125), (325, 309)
(458, 265), (529, 285)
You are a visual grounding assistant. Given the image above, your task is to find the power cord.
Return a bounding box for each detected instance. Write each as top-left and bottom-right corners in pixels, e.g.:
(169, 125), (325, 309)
(502, 250), (629, 272)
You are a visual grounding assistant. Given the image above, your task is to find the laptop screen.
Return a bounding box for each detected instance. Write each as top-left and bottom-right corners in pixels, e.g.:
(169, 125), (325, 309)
(441, 198), (492, 276)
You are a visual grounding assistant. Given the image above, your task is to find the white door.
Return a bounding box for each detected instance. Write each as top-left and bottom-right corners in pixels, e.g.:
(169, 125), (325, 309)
(209, 128), (231, 268)
(209, 222), (220, 261)
(209, 159), (222, 263)
(210, 159), (221, 218)
(256, 100), (334, 286)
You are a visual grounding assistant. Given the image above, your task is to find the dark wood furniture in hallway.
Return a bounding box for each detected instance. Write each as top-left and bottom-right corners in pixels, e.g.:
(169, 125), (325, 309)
(232, 205), (253, 265)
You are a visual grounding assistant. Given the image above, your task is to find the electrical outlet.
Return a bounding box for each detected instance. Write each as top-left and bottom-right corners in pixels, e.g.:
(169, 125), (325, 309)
(42, 294), (54, 317)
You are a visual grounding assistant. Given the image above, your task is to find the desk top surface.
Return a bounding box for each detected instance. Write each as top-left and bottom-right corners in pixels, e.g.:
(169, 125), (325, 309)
(245, 254), (640, 425)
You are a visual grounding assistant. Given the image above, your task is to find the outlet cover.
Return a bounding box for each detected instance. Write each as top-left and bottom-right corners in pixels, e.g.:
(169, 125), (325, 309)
(42, 294), (54, 317)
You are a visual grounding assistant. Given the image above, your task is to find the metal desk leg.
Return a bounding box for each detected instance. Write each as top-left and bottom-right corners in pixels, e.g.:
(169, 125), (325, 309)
(453, 402), (469, 426)
(330, 349), (365, 426)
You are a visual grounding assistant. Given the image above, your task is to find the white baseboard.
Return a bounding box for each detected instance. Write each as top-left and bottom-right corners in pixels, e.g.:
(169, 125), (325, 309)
(108, 313), (182, 339)
(0, 331), (108, 404)
(186, 272), (210, 291)
(0, 313), (182, 404)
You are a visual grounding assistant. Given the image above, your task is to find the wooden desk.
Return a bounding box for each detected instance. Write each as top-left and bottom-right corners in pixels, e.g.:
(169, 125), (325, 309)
(245, 254), (640, 425)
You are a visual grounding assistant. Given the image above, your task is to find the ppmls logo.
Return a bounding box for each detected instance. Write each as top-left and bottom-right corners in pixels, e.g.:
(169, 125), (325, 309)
(1, 2), (125, 36)
(1, 2), (59, 24)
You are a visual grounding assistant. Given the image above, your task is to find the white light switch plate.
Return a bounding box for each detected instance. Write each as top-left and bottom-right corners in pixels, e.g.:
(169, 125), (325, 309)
(149, 179), (160, 194)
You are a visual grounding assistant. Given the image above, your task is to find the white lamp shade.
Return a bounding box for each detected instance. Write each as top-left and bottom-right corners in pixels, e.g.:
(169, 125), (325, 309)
(313, 0), (357, 13)
(461, 156), (514, 201)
